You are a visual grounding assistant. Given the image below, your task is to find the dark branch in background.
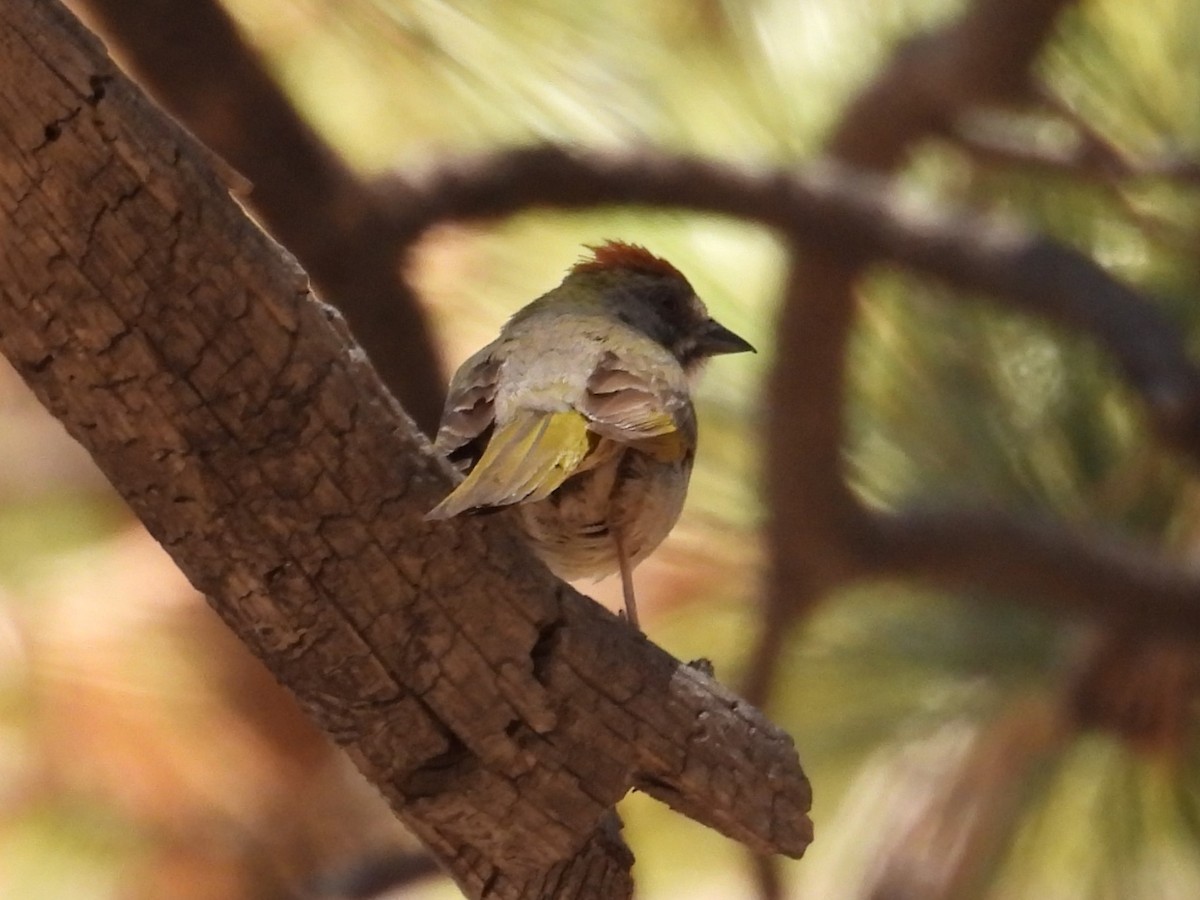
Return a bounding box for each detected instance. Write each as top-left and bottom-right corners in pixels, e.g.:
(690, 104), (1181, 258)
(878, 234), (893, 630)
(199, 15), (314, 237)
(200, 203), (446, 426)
(759, 0), (1195, 894)
(1065, 631), (1200, 751)
(379, 141), (1200, 611)
(823, 0), (1074, 172)
(72, 0), (446, 433)
(948, 99), (1200, 255)
(951, 115), (1200, 186)
(759, 0), (1082, 699)
(871, 508), (1200, 632)
(776, 0), (1200, 893)
(762, 1), (1067, 894)
(387, 146), (1200, 451)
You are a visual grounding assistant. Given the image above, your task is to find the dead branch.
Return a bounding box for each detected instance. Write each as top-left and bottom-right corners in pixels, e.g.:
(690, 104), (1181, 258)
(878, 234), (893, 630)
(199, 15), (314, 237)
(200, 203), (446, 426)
(0, 3), (812, 899)
(72, 0), (446, 433)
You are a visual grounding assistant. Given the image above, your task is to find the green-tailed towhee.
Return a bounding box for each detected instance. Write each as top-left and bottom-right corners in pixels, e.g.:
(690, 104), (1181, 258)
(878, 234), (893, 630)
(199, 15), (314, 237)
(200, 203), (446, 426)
(427, 241), (754, 626)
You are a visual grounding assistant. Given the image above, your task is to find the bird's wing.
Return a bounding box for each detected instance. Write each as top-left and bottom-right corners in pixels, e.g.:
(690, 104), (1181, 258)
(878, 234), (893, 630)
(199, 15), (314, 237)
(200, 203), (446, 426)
(426, 407), (592, 519)
(432, 349), (502, 467)
(579, 351), (696, 463)
(427, 347), (693, 519)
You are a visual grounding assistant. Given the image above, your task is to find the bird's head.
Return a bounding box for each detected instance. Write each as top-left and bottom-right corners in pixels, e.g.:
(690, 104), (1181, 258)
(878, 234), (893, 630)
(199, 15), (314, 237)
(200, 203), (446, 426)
(567, 241), (755, 370)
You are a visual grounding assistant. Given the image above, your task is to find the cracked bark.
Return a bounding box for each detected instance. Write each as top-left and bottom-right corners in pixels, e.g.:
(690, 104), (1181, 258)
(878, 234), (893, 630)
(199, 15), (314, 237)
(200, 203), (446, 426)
(72, 0), (447, 435)
(0, 2), (811, 898)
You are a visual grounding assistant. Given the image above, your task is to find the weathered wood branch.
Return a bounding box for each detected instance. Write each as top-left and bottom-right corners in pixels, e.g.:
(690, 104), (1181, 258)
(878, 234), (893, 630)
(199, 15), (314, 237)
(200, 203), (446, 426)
(0, 3), (812, 898)
(73, 0), (446, 433)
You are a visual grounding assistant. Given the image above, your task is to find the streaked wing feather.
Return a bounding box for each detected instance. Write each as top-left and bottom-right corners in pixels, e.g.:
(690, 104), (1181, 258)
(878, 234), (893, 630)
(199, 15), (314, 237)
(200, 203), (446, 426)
(581, 352), (694, 452)
(434, 352), (501, 466)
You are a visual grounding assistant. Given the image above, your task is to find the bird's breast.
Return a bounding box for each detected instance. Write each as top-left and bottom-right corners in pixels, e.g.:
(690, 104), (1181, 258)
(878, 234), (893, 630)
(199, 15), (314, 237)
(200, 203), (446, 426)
(515, 443), (691, 582)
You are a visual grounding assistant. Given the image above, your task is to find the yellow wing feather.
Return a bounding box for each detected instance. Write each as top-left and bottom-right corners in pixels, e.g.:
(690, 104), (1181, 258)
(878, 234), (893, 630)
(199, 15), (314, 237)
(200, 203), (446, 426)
(426, 409), (593, 519)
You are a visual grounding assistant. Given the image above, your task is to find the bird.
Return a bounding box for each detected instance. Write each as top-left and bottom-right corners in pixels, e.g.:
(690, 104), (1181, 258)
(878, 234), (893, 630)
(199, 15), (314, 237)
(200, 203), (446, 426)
(426, 241), (754, 627)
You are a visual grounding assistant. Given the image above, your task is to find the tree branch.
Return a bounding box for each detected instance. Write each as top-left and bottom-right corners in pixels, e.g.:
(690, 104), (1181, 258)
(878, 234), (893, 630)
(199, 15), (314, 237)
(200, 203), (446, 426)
(72, 0), (446, 433)
(870, 507), (1200, 635)
(0, 3), (812, 898)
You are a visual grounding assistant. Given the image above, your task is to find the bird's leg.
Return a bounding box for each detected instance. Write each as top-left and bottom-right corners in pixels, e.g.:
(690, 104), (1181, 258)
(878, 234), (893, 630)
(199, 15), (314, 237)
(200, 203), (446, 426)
(614, 527), (640, 628)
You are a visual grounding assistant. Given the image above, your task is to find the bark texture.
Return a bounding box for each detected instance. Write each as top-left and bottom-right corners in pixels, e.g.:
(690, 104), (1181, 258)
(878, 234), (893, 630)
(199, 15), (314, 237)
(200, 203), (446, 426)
(73, 0), (447, 434)
(0, 3), (812, 898)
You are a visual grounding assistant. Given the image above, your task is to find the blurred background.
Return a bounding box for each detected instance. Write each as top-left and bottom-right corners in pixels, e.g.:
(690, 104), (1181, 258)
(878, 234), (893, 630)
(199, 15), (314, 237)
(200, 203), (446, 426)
(7, 0), (1200, 896)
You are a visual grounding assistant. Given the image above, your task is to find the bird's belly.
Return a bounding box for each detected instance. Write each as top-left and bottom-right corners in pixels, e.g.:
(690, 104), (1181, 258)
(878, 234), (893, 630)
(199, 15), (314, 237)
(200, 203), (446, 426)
(516, 451), (690, 582)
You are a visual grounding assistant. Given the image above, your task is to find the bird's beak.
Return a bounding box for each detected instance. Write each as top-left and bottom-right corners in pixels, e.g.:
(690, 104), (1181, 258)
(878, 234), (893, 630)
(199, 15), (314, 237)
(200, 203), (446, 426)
(698, 319), (756, 356)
